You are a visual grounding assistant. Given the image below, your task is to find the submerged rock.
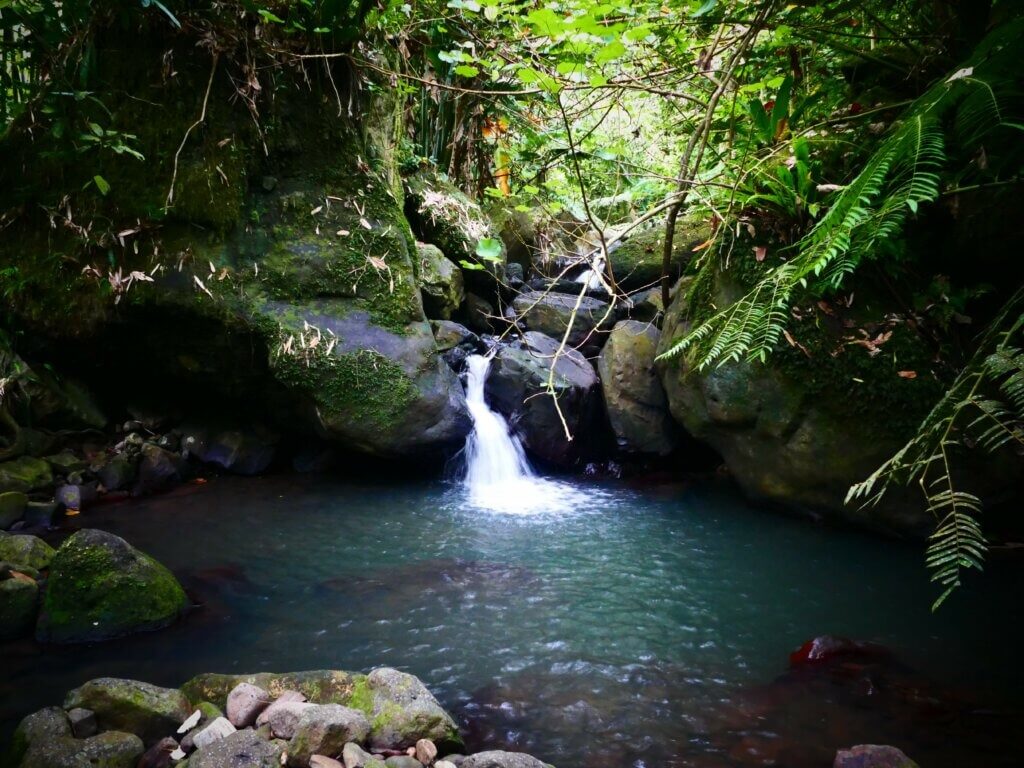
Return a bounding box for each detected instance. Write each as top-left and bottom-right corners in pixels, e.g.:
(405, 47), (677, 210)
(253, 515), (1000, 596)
(63, 677), (192, 744)
(598, 321), (675, 455)
(834, 745), (920, 768)
(36, 529), (189, 643)
(486, 332), (607, 467)
(134, 444), (185, 496)
(418, 243), (465, 320)
(183, 426), (278, 476)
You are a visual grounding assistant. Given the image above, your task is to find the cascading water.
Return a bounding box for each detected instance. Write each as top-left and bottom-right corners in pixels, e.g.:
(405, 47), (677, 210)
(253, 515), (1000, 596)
(463, 354), (534, 486)
(461, 353), (595, 514)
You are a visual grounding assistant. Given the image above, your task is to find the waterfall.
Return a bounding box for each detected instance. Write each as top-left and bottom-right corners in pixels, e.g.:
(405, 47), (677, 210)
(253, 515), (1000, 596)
(463, 354), (534, 490)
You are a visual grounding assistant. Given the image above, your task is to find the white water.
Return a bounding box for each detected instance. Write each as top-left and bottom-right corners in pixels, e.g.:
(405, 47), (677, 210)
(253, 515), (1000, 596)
(461, 354), (592, 515)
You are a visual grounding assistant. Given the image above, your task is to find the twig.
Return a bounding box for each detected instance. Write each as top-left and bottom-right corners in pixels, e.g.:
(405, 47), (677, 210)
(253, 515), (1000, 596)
(165, 54), (219, 212)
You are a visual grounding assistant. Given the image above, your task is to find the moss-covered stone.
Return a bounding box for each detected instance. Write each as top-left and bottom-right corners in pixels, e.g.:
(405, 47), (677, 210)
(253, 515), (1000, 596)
(0, 576), (38, 641)
(0, 456), (53, 494)
(0, 532), (55, 570)
(417, 242), (465, 320)
(608, 215), (711, 290)
(36, 529), (188, 643)
(63, 678), (192, 745)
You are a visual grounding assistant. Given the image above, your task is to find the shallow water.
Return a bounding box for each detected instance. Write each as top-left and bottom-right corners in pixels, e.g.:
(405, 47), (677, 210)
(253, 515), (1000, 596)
(3, 473), (1023, 767)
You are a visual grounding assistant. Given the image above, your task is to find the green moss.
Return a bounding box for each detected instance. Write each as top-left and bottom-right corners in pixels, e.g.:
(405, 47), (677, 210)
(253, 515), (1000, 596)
(347, 675), (375, 717)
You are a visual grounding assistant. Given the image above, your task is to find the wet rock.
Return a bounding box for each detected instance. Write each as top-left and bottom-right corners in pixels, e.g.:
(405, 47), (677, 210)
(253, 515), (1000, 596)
(363, 667), (462, 751)
(134, 444), (185, 495)
(138, 737), (180, 768)
(511, 291), (614, 356)
(37, 529), (189, 643)
(0, 490), (27, 529)
(462, 293), (496, 335)
(418, 242), (465, 320)
(67, 707), (97, 738)
(460, 752), (551, 768)
(598, 321), (675, 455)
(227, 683), (272, 728)
(96, 454), (138, 491)
(486, 332), (607, 467)
(415, 739), (438, 764)
(431, 321), (481, 353)
(267, 701), (315, 739)
(834, 745), (920, 768)
(287, 705), (372, 767)
(343, 742), (384, 768)
(256, 691), (308, 727)
(789, 636), (891, 668)
(0, 456), (53, 493)
(183, 426), (278, 476)
(189, 728), (285, 768)
(22, 500), (60, 528)
(78, 731), (146, 768)
(0, 570), (38, 639)
(624, 287), (663, 323)
(63, 678), (192, 744)
(0, 531), (55, 570)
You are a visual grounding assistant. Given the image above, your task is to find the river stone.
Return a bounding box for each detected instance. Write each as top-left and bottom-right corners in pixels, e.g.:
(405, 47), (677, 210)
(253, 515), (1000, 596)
(311, 757), (345, 768)
(226, 683), (272, 727)
(342, 742), (384, 768)
(137, 737), (180, 768)
(511, 291), (614, 356)
(486, 331), (607, 467)
(0, 531), (55, 570)
(386, 757), (422, 768)
(63, 678), (192, 744)
(67, 707), (97, 738)
(183, 426), (278, 476)
(431, 320), (480, 353)
(0, 574), (38, 640)
(96, 453), (137, 491)
(0, 455), (53, 493)
(189, 728), (285, 768)
(10, 706), (72, 766)
(287, 705), (372, 766)
(462, 293), (496, 334)
(267, 701), (315, 739)
(363, 667), (461, 751)
(418, 242), (465, 320)
(256, 691), (307, 726)
(23, 500), (61, 528)
(134, 444), (184, 495)
(79, 731), (146, 768)
(459, 752), (551, 768)
(598, 321), (675, 455)
(0, 490), (27, 528)
(834, 745), (920, 767)
(45, 451), (88, 473)
(36, 528), (189, 642)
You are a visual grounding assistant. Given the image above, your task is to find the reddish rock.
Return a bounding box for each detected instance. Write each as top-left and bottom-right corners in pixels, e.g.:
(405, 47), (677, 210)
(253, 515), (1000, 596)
(789, 636), (890, 668)
(834, 744), (919, 767)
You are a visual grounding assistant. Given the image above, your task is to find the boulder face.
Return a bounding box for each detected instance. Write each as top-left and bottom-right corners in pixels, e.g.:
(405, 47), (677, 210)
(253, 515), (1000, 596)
(655, 269), (948, 534)
(486, 332), (607, 467)
(63, 678), (192, 745)
(511, 291), (614, 357)
(417, 242), (465, 320)
(36, 529), (189, 643)
(607, 215), (710, 290)
(598, 321), (676, 455)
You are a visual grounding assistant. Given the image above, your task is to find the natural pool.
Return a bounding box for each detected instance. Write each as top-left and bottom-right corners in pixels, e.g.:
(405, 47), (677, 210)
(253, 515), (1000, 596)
(3, 473), (1023, 767)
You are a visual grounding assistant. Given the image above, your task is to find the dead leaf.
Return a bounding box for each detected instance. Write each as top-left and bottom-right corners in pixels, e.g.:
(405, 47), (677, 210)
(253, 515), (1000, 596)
(193, 275), (213, 298)
(336, 229), (350, 237)
(897, 370), (917, 379)
(754, 245), (767, 262)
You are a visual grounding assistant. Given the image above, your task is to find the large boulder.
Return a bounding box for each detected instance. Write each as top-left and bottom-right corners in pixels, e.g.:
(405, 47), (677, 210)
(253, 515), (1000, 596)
(607, 215), (710, 290)
(511, 291), (614, 356)
(63, 678), (192, 745)
(597, 321), (675, 455)
(655, 267), (956, 534)
(189, 728), (285, 768)
(485, 332), (607, 467)
(0, 456), (53, 494)
(36, 529), (189, 642)
(0, 532), (55, 570)
(418, 243), (465, 320)
(0, 575), (38, 640)
(182, 667), (461, 752)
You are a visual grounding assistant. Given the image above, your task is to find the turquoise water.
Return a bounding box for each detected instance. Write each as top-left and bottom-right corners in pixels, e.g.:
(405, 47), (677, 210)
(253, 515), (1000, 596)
(3, 473), (1022, 767)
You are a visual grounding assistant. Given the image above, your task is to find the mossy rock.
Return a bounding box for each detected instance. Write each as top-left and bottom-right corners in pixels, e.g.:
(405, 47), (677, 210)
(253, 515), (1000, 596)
(182, 667), (462, 753)
(36, 529), (188, 643)
(417, 242), (465, 320)
(63, 678), (192, 745)
(608, 215), (710, 291)
(0, 491), (28, 529)
(0, 456), (53, 494)
(0, 576), (38, 641)
(0, 532), (55, 570)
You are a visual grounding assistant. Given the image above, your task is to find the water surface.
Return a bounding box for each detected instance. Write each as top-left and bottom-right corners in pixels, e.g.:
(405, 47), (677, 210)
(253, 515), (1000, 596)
(3, 474), (1022, 767)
